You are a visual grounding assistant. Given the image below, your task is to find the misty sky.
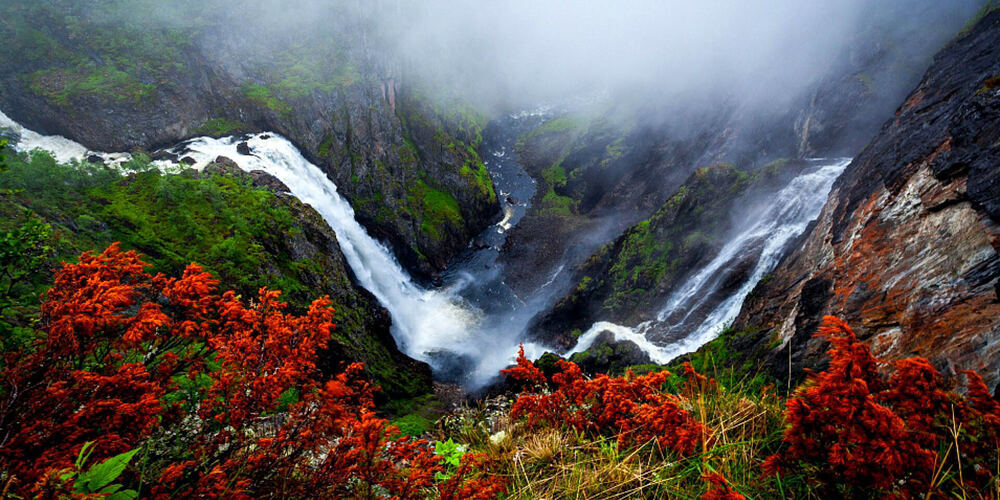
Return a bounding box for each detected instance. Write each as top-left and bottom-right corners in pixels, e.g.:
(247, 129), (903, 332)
(109, 0), (983, 112)
(373, 0), (982, 110)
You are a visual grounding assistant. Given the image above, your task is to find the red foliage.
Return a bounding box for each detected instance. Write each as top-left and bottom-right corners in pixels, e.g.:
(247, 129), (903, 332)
(500, 344), (547, 387)
(765, 315), (1000, 497)
(438, 453), (510, 500)
(0, 244), (478, 498)
(701, 472), (745, 500)
(503, 349), (710, 456)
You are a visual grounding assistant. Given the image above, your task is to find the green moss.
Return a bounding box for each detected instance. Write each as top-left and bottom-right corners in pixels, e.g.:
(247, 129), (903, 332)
(854, 72), (874, 94)
(410, 180), (463, 242)
(242, 83), (292, 116)
(318, 135), (335, 158)
(541, 164), (567, 188)
(536, 116), (582, 135)
(390, 414), (435, 437)
(458, 146), (496, 199)
(196, 117), (246, 136)
(541, 187), (574, 216)
(29, 65), (156, 106)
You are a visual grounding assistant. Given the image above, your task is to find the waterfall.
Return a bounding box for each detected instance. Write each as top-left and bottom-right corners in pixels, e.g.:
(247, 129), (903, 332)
(0, 109), (548, 387)
(565, 158), (850, 364)
(177, 134), (550, 387)
(2, 104), (849, 384)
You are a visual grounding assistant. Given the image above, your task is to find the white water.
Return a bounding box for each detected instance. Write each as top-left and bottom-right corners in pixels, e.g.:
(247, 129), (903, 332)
(0, 109), (145, 169)
(178, 134), (550, 387)
(565, 159), (850, 364)
(3, 106), (848, 384)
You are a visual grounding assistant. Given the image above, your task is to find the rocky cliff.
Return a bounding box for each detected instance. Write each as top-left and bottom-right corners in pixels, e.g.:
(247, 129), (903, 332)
(734, 10), (1000, 390)
(500, 2), (977, 298)
(0, 1), (497, 280)
(531, 160), (809, 349)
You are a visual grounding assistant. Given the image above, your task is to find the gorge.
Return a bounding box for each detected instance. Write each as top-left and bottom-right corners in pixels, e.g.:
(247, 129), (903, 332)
(1, 1), (999, 497)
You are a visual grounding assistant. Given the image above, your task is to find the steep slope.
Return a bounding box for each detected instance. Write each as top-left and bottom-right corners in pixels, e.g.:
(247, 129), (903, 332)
(0, 1), (497, 279)
(734, 10), (1000, 389)
(500, 1), (978, 296)
(531, 160), (810, 349)
(0, 151), (432, 398)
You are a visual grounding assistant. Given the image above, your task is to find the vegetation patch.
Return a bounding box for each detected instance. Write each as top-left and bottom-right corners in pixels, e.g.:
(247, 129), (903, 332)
(411, 180), (463, 242)
(242, 82), (292, 116)
(196, 117), (246, 136)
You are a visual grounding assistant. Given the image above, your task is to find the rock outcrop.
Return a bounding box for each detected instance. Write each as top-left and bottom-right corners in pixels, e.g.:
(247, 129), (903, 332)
(530, 160), (808, 349)
(0, 1), (497, 280)
(501, 2), (978, 297)
(734, 10), (1000, 390)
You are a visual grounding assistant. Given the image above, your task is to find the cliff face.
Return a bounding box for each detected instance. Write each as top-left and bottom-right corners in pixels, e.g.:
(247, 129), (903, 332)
(735, 11), (1000, 389)
(531, 160), (808, 349)
(0, 1), (497, 279)
(501, 2), (975, 298)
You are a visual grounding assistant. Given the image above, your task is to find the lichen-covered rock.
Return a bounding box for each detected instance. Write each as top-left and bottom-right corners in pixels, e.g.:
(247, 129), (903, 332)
(734, 10), (1000, 390)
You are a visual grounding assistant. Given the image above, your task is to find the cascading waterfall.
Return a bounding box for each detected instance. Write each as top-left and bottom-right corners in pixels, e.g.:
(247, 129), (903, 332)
(0, 108), (549, 387)
(177, 134), (551, 387)
(565, 159), (850, 364)
(2, 104), (849, 387)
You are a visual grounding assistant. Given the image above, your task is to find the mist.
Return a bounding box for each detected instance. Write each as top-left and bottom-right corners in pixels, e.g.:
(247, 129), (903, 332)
(91, 0), (984, 116)
(377, 0), (981, 112)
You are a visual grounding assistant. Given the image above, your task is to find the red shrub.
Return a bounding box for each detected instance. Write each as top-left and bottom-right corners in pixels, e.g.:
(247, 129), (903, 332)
(0, 244), (458, 499)
(503, 348), (710, 456)
(701, 472), (746, 500)
(765, 316), (1000, 497)
(438, 453), (510, 500)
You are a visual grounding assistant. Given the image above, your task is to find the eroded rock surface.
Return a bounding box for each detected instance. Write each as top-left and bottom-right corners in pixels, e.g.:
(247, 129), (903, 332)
(735, 11), (1000, 389)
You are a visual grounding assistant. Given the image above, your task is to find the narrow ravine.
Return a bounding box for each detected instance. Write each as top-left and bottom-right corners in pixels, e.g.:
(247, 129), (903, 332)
(2, 106), (850, 386)
(565, 159), (850, 363)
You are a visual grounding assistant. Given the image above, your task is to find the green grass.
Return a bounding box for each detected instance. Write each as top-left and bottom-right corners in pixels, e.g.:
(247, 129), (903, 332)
(411, 180), (463, 242)
(196, 117), (246, 136)
(242, 83), (292, 116)
(540, 187), (574, 216)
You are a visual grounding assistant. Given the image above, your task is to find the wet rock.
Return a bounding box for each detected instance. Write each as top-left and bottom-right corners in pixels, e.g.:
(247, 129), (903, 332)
(735, 11), (1000, 388)
(506, 196), (519, 205)
(236, 141), (251, 156)
(86, 154), (104, 164)
(568, 331), (653, 375)
(213, 155), (240, 171)
(150, 150), (179, 163)
(0, 127), (21, 144)
(249, 170), (290, 194)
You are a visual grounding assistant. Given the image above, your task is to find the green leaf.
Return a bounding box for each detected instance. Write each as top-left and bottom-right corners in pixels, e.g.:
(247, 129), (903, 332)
(107, 490), (139, 500)
(99, 484), (122, 494)
(75, 441), (95, 469)
(434, 439), (466, 468)
(80, 447), (139, 491)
